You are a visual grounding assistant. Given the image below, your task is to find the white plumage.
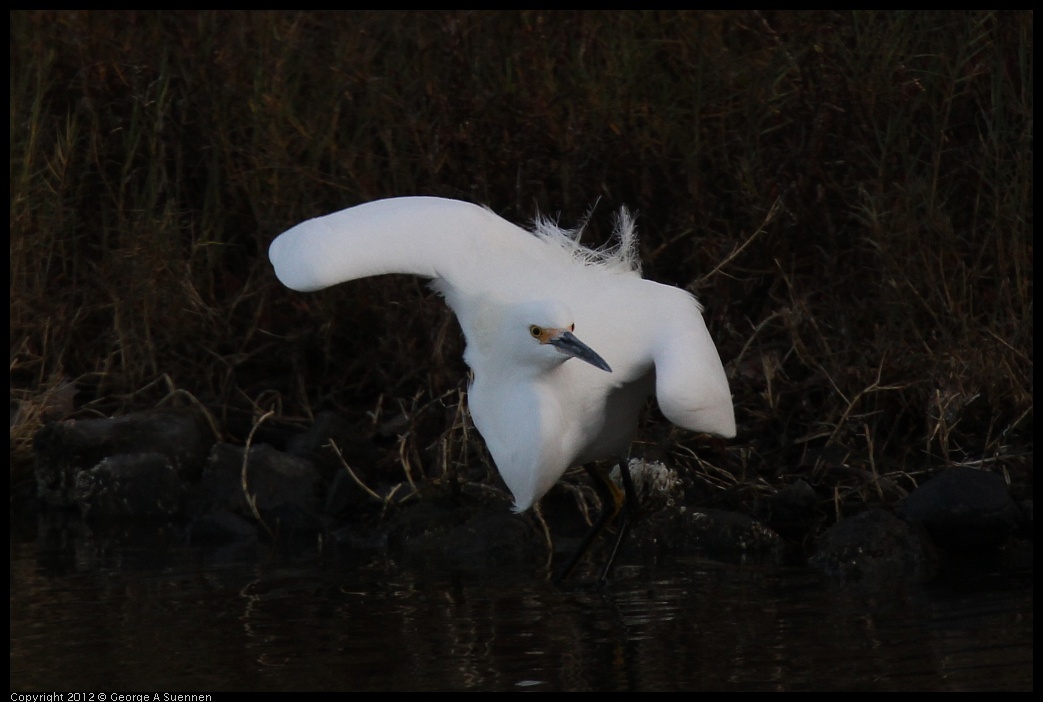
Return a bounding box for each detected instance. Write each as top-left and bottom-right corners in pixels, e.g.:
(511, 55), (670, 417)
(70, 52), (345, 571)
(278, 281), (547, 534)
(269, 196), (735, 514)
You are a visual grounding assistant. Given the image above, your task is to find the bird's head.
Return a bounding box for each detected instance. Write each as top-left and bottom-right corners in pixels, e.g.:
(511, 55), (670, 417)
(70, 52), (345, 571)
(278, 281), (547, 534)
(504, 299), (612, 374)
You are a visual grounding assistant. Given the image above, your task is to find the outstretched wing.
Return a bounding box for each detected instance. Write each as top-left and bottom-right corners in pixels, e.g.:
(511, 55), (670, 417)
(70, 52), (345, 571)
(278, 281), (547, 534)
(648, 284), (737, 438)
(269, 196), (540, 295)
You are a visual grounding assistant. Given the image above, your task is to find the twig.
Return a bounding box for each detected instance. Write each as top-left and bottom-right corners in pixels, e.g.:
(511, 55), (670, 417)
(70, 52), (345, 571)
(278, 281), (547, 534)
(327, 438), (384, 502)
(533, 502), (555, 575)
(242, 409), (276, 540)
(702, 197), (781, 282)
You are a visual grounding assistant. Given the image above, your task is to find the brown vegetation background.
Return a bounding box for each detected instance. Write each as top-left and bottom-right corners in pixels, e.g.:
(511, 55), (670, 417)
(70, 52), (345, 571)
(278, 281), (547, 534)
(10, 11), (1032, 513)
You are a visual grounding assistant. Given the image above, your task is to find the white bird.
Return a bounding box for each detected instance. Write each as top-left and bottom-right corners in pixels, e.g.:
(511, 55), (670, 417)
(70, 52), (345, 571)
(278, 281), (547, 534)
(269, 196), (735, 580)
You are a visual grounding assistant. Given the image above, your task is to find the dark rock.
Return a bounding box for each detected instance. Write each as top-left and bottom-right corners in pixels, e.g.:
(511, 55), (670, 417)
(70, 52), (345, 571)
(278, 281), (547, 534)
(187, 510), (262, 546)
(327, 521), (391, 554)
(23, 406), (1028, 591)
(764, 478), (822, 538)
(33, 409), (210, 507)
(437, 509), (541, 574)
(778, 478), (818, 511)
(384, 498), (471, 554)
(375, 492), (541, 576)
(324, 464), (386, 516)
(74, 452), (186, 521)
(199, 443), (327, 539)
(634, 506), (783, 564)
(286, 411), (375, 463)
(809, 509), (936, 586)
(901, 467), (1022, 554)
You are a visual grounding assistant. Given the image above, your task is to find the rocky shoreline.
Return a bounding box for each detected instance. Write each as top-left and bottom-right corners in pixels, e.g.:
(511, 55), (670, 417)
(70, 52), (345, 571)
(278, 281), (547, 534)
(17, 407), (1032, 587)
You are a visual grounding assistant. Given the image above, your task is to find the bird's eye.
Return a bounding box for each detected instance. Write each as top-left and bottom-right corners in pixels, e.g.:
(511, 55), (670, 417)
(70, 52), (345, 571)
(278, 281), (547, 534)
(529, 325), (542, 338)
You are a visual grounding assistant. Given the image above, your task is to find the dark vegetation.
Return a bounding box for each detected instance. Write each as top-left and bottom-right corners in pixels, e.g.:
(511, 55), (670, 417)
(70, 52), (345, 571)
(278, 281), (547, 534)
(10, 11), (1032, 531)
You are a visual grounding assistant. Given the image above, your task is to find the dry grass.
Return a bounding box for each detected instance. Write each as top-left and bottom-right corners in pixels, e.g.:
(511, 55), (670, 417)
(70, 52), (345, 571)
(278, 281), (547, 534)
(10, 11), (1032, 516)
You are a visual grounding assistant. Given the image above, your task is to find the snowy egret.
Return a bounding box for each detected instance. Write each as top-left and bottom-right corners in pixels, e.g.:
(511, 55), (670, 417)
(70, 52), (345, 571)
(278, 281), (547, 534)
(269, 196), (735, 580)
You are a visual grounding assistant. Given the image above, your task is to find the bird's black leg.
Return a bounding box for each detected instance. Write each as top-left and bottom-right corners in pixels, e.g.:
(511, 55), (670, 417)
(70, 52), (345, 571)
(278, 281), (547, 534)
(598, 456), (638, 584)
(553, 457), (638, 584)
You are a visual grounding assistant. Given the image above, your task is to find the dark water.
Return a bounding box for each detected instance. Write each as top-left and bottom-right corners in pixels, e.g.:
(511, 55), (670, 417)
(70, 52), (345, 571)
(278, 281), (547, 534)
(10, 524), (1032, 692)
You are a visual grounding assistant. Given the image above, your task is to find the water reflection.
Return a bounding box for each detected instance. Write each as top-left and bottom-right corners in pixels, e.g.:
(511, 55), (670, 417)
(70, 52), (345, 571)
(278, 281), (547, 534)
(10, 528), (1032, 691)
